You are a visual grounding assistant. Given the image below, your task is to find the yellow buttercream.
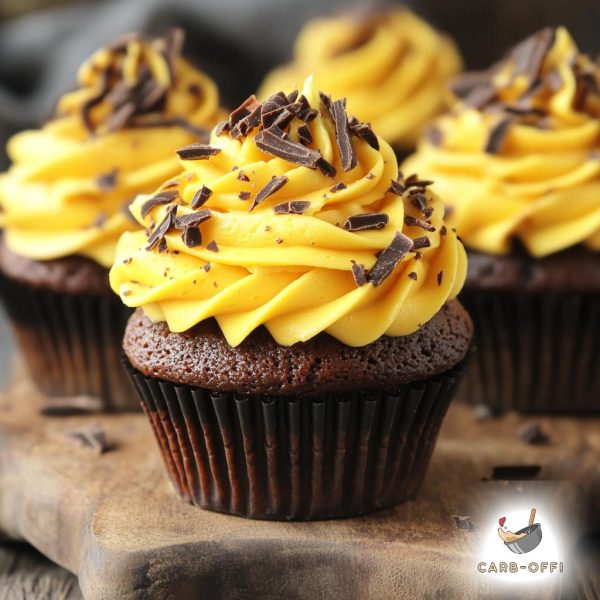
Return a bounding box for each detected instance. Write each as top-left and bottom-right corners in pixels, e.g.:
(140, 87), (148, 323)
(258, 8), (461, 149)
(404, 27), (600, 257)
(110, 78), (466, 347)
(0, 30), (225, 267)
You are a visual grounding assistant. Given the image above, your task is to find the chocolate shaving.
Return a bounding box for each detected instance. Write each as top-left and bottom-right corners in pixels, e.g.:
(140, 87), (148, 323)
(206, 240), (219, 252)
(191, 185), (213, 209)
(330, 182), (347, 193)
(331, 98), (357, 172)
(404, 215), (436, 232)
(411, 236), (431, 250)
(408, 272), (418, 281)
(425, 126), (444, 146)
(510, 27), (555, 86)
(409, 191), (427, 212)
(351, 261), (368, 287)
(140, 190), (178, 218)
(176, 144), (221, 160)
(297, 124), (313, 146)
(96, 168), (118, 191)
(146, 204), (177, 251)
(349, 122), (379, 150)
(250, 175), (289, 211)
(255, 126), (321, 168)
(215, 120), (230, 136)
(367, 232), (414, 287)
(65, 424), (109, 455)
(175, 209), (211, 229)
(437, 271), (444, 286)
(182, 227), (202, 248)
(316, 156), (337, 178)
(273, 201), (310, 214)
(485, 117), (512, 153)
(343, 213), (389, 232)
(203, 263), (211, 272)
(237, 171), (250, 182)
(239, 191), (251, 201)
(405, 175), (434, 188)
(388, 180), (406, 196)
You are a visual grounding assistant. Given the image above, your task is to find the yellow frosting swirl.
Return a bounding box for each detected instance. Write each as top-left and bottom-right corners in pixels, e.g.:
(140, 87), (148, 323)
(110, 78), (466, 347)
(404, 27), (600, 257)
(0, 30), (225, 268)
(258, 8), (462, 150)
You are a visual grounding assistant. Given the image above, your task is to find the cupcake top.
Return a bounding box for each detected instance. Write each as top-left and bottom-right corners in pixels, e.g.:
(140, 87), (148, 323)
(0, 29), (225, 268)
(110, 78), (466, 348)
(258, 8), (461, 150)
(403, 27), (600, 257)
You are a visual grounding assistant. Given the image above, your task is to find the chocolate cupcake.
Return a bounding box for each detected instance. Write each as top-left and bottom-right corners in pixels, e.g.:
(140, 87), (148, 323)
(112, 78), (472, 519)
(0, 29), (226, 410)
(258, 8), (462, 156)
(404, 28), (600, 414)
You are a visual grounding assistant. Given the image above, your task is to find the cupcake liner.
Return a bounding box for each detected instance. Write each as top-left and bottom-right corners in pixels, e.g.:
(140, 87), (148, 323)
(124, 357), (466, 520)
(0, 271), (136, 411)
(459, 288), (600, 414)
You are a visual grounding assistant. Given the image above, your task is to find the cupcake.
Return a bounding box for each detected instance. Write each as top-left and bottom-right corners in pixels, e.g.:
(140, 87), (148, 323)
(404, 27), (600, 414)
(0, 29), (225, 410)
(111, 77), (472, 520)
(258, 7), (462, 156)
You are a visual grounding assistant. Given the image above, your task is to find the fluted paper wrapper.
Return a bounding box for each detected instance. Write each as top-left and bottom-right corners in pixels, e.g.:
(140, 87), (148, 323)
(0, 272), (136, 411)
(125, 358), (465, 520)
(459, 288), (600, 414)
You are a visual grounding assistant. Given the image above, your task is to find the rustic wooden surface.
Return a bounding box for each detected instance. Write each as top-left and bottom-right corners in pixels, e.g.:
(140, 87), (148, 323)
(0, 357), (599, 599)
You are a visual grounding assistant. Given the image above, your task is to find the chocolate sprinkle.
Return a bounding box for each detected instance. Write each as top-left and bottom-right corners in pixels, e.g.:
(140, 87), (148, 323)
(408, 272), (418, 281)
(437, 271), (444, 286)
(237, 171), (250, 182)
(191, 185), (213, 209)
(273, 201), (311, 214)
(330, 182), (347, 193)
(203, 263), (211, 272)
(516, 423), (549, 445)
(141, 190), (178, 218)
(351, 261), (368, 287)
(239, 191), (251, 201)
(367, 231), (414, 287)
(176, 143), (222, 160)
(206, 240), (219, 252)
(343, 212), (389, 232)
(250, 175), (289, 211)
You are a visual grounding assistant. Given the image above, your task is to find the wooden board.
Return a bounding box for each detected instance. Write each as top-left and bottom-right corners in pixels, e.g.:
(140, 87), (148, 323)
(0, 357), (599, 600)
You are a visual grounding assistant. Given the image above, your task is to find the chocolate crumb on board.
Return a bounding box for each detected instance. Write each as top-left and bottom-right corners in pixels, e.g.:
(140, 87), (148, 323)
(367, 231), (414, 287)
(65, 424), (109, 455)
(176, 143), (222, 160)
(140, 190), (178, 218)
(273, 201), (311, 214)
(351, 260), (368, 286)
(452, 516), (475, 531)
(491, 465), (542, 480)
(343, 213), (389, 231)
(517, 423), (549, 445)
(206, 240), (219, 252)
(191, 185), (213, 209)
(250, 175), (289, 211)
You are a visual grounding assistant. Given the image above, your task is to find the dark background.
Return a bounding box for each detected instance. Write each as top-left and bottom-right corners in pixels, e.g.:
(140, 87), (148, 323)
(0, 0), (599, 384)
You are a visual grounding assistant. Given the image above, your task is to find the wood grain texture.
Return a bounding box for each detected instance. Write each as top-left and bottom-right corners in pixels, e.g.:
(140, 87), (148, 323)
(0, 357), (598, 599)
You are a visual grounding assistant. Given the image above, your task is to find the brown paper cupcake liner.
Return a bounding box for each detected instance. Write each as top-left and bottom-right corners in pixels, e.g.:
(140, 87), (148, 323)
(458, 288), (600, 414)
(124, 357), (466, 520)
(0, 272), (137, 411)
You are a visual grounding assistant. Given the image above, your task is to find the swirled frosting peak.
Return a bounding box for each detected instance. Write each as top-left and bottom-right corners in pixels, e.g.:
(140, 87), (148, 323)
(404, 27), (600, 257)
(110, 78), (466, 347)
(0, 29), (225, 267)
(258, 8), (462, 149)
